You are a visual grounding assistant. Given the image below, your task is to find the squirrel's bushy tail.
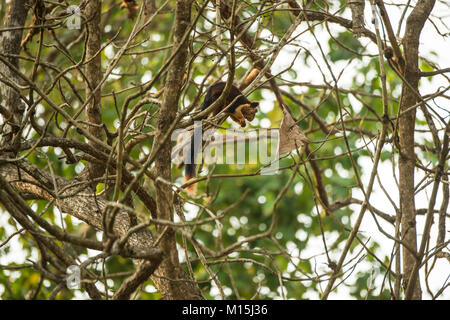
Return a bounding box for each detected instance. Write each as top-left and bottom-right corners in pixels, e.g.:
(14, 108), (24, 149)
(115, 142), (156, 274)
(184, 124), (202, 194)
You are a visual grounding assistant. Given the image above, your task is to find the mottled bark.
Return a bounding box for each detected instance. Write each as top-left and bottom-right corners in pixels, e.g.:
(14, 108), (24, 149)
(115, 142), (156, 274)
(0, 161), (159, 256)
(349, 0), (365, 38)
(0, 161), (111, 299)
(150, 0), (203, 300)
(83, 0), (104, 179)
(398, 0), (436, 300)
(112, 260), (162, 300)
(0, 0), (32, 153)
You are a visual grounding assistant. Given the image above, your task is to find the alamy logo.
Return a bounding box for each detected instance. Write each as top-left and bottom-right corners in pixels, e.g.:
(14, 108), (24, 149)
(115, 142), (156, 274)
(66, 265), (81, 289)
(66, 5), (81, 30)
(172, 122), (280, 175)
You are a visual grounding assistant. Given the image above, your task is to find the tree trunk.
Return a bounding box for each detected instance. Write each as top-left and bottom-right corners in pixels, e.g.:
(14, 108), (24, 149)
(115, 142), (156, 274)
(398, 0), (436, 300)
(150, 0), (203, 300)
(83, 0), (105, 179)
(0, 0), (32, 153)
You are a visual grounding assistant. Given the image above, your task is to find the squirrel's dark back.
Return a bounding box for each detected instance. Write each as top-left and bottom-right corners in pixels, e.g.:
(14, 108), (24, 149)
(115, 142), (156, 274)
(201, 82), (251, 115)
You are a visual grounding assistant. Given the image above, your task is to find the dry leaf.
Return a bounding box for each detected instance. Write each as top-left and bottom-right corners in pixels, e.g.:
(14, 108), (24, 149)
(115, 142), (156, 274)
(278, 108), (308, 155)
